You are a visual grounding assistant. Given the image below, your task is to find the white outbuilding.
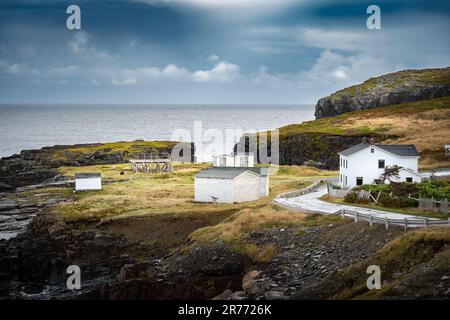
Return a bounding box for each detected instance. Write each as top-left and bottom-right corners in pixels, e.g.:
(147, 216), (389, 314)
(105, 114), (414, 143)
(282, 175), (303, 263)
(75, 173), (102, 191)
(213, 153), (255, 167)
(194, 167), (269, 203)
(339, 143), (421, 189)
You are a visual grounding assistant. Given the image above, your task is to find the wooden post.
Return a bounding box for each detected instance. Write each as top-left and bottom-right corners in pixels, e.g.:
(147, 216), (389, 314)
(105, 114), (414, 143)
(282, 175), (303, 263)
(424, 218), (429, 229)
(369, 215), (373, 227)
(354, 212), (358, 223)
(341, 209), (345, 219)
(385, 217), (389, 230)
(403, 218), (408, 231)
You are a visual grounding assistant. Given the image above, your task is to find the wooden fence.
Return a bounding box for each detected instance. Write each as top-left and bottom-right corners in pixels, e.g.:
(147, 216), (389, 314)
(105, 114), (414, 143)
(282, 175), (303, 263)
(334, 209), (450, 230)
(276, 179), (324, 199)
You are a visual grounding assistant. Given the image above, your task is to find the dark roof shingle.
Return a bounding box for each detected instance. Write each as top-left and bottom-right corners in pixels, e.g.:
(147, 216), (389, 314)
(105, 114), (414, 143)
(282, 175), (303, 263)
(339, 143), (419, 157)
(195, 167), (268, 179)
(75, 173), (101, 179)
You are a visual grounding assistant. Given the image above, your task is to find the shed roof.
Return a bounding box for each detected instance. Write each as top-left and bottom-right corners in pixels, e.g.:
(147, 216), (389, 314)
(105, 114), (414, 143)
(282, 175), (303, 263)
(339, 143), (419, 157)
(195, 167), (267, 179)
(75, 173), (101, 179)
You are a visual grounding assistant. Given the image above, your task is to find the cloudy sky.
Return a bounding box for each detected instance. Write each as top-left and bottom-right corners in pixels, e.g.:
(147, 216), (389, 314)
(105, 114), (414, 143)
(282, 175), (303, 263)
(0, 0), (449, 104)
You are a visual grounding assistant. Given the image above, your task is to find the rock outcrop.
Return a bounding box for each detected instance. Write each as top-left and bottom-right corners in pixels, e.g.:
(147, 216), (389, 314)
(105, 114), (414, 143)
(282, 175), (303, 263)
(235, 133), (376, 170)
(0, 141), (194, 191)
(315, 67), (450, 118)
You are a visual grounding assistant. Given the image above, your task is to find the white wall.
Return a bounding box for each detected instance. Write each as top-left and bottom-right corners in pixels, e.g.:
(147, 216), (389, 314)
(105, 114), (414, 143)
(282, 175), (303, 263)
(339, 146), (420, 189)
(75, 178), (102, 191)
(259, 175), (269, 196)
(233, 171), (261, 202)
(213, 155), (254, 167)
(194, 177), (234, 203)
(194, 171), (261, 203)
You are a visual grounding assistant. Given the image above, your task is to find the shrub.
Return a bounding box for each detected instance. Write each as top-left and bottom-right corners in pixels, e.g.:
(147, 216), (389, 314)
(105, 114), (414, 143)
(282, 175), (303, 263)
(390, 182), (419, 198)
(417, 180), (450, 200)
(344, 192), (358, 203)
(378, 193), (418, 208)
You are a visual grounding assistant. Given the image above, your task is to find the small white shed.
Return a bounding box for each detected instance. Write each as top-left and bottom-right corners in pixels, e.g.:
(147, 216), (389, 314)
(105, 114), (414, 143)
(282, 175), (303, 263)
(75, 173), (102, 191)
(194, 167), (269, 203)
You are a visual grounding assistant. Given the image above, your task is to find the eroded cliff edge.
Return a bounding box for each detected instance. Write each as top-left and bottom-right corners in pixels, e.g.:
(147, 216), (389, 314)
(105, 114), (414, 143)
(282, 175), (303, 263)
(315, 67), (450, 119)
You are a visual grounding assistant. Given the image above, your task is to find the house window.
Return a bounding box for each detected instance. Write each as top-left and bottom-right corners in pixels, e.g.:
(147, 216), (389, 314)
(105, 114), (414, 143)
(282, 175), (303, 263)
(346, 160), (348, 168)
(371, 148), (374, 153)
(378, 160), (385, 169)
(340, 174), (342, 182)
(356, 177), (363, 186)
(345, 176), (347, 186)
(406, 177), (413, 183)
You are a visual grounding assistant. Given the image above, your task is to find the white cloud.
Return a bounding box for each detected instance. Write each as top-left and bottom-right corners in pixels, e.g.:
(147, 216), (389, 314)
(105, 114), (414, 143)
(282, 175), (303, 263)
(68, 31), (113, 61)
(192, 61), (239, 82)
(68, 31), (89, 54)
(207, 54), (219, 62)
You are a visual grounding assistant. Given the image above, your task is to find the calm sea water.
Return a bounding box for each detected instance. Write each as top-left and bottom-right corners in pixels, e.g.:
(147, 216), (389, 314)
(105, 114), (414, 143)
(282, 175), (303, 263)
(0, 104), (314, 160)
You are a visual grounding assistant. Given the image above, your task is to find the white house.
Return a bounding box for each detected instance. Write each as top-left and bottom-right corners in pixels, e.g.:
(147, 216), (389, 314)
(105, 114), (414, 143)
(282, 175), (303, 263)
(75, 173), (102, 191)
(194, 167), (269, 203)
(213, 153), (255, 167)
(339, 143), (421, 189)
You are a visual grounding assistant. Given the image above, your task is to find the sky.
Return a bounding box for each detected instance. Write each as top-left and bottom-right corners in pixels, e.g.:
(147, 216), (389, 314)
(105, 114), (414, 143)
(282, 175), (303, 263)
(0, 0), (449, 104)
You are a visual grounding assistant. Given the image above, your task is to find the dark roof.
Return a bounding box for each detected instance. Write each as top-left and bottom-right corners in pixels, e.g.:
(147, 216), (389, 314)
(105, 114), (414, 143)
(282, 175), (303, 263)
(75, 173), (101, 179)
(339, 143), (419, 157)
(195, 167), (268, 179)
(339, 143), (369, 156)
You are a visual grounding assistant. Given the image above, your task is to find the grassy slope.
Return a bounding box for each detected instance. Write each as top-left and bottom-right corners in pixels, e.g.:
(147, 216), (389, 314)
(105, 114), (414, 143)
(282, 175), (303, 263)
(277, 96), (450, 169)
(50, 140), (180, 162)
(331, 67), (450, 98)
(330, 227), (450, 299)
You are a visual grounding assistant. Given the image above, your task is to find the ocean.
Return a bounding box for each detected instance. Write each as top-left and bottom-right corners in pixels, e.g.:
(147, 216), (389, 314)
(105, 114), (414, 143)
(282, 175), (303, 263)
(0, 104), (315, 160)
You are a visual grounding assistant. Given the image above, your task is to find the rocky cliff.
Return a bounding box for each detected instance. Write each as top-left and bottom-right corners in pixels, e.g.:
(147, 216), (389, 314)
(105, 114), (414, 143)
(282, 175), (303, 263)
(315, 67), (450, 118)
(0, 140), (194, 191)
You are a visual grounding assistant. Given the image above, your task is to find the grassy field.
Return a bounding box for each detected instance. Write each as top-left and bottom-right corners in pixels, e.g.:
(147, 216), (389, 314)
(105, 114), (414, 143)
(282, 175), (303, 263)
(54, 163), (337, 260)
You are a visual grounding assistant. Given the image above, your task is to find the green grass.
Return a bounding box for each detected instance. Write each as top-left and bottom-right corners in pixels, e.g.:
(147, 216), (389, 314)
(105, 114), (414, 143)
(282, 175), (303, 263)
(321, 195), (450, 220)
(51, 140), (181, 162)
(276, 96), (450, 139)
(332, 67), (450, 98)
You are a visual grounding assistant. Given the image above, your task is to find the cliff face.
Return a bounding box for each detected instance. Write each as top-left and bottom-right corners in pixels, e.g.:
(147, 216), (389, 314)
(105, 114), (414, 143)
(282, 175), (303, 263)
(315, 68), (450, 118)
(236, 133), (371, 170)
(0, 141), (194, 191)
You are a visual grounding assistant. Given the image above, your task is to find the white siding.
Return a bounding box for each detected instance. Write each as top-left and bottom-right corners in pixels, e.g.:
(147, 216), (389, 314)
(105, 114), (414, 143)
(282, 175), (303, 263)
(75, 178), (102, 191)
(339, 145), (420, 189)
(233, 172), (261, 202)
(213, 155), (255, 167)
(194, 171), (262, 203)
(194, 177), (234, 203)
(259, 175), (269, 196)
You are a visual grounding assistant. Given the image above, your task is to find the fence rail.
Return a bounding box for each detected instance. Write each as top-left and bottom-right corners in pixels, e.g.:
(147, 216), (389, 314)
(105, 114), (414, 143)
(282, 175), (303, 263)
(276, 179), (324, 199)
(335, 209), (450, 230)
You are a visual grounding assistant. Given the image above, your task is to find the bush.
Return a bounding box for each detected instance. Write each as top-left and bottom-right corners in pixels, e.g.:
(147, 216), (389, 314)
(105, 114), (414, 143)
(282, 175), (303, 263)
(417, 180), (450, 200)
(390, 182), (419, 198)
(378, 193), (418, 208)
(344, 192), (358, 203)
